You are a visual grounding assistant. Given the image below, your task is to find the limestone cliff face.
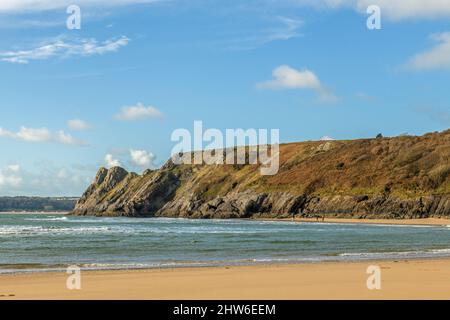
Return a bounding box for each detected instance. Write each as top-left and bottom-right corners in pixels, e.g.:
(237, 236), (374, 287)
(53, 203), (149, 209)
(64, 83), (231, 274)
(72, 130), (450, 218)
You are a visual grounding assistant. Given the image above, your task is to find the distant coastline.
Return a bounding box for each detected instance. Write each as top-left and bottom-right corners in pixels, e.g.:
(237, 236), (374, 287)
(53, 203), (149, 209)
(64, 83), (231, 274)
(0, 197), (78, 213)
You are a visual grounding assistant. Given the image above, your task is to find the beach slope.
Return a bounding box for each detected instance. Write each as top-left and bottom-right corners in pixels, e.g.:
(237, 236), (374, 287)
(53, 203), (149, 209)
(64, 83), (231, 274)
(2, 259), (450, 300)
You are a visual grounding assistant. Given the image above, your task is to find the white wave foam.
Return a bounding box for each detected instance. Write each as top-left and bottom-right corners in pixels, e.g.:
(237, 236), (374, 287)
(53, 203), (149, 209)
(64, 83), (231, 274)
(0, 225), (112, 236)
(366, 224), (433, 228)
(25, 216), (68, 222)
(430, 248), (450, 253)
(339, 248), (450, 258)
(80, 261), (215, 270)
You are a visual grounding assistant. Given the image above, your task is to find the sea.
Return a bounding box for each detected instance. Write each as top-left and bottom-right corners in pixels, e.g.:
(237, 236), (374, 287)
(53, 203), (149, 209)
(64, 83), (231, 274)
(1, 212), (450, 274)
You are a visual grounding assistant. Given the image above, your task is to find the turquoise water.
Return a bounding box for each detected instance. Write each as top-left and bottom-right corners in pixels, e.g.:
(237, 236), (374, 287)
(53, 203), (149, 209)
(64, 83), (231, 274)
(1, 213), (450, 273)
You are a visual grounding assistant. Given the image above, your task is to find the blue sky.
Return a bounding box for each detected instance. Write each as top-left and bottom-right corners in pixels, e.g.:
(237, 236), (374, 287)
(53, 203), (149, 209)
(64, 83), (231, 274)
(0, 0), (450, 196)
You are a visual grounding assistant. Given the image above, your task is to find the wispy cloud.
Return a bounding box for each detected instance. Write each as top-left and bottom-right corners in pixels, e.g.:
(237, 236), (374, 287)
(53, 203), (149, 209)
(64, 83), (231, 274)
(0, 126), (87, 146)
(416, 106), (450, 125)
(355, 92), (376, 101)
(220, 16), (303, 50)
(292, 0), (450, 20)
(0, 35), (130, 64)
(3, 0), (449, 21)
(68, 119), (92, 131)
(0, 0), (159, 13)
(257, 65), (339, 104)
(404, 32), (450, 71)
(116, 103), (163, 121)
(0, 18), (65, 29)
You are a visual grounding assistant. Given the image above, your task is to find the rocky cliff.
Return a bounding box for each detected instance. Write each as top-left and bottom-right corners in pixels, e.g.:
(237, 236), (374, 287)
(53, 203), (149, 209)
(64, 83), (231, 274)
(72, 130), (450, 218)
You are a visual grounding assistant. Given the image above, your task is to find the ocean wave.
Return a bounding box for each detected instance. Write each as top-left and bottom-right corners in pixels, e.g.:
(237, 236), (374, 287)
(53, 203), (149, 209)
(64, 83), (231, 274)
(79, 261), (228, 271)
(25, 216), (68, 222)
(339, 251), (418, 257)
(338, 248), (450, 258)
(0, 225), (113, 236)
(251, 257), (327, 263)
(0, 224), (321, 236)
(363, 223), (434, 228)
(429, 248), (450, 253)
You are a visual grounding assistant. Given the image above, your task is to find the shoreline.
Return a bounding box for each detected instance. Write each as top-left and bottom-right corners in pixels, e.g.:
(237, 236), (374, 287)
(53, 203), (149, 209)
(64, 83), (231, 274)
(3, 211), (450, 226)
(256, 217), (450, 226)
(2, 258), (450, 299)
(2, 253), (450, 276)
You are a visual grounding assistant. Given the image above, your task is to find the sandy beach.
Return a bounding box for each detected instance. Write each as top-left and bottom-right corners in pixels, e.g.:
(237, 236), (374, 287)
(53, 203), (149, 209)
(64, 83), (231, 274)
(1, 258), (450, 300)
(273, 217), (450, 226)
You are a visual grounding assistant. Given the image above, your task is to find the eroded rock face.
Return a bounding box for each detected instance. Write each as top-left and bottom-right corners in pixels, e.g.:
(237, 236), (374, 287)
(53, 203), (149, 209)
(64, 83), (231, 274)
(72, 130), (450, 218)
(73, 167), (180, 217)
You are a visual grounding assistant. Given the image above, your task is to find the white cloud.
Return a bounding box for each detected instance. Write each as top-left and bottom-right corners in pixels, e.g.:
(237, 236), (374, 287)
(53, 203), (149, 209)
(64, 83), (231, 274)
(257, 65), (321, 90)
(68, 119), (91, 131)
(257, 65), (338, 103)
(7, 164), (21, 172)
(355, 0), (450, 20)
(130, 149), (155, 169)
(105, 154), (122, 168)
(57, 168), (68, 179)
(16, 127), (52, 142)
(0, 126), (87, 146)
(56, 130), (86, 145)
(0, 36), (130, 64)
(0, 164), (23, 187)
(2, 0), (449, 21)
(405, 32), (450, 71)
(320, 135), (335, 141)
(0, 127), (56, 143)
(0, 0), (158, 13)
(0, 174), (22, 187)
(116, 102), (163, 121)
(293, 0), (450, 20)
(0, 161), (96, 196)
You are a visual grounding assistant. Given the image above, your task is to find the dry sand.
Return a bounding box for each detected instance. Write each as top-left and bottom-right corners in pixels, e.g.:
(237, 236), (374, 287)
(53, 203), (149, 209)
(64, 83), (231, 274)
(1, 258), (450, 300)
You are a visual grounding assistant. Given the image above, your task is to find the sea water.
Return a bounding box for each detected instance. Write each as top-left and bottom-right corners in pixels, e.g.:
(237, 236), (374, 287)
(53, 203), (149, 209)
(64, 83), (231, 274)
(1, 213), (450, 273)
